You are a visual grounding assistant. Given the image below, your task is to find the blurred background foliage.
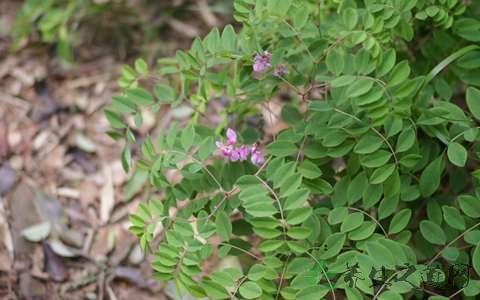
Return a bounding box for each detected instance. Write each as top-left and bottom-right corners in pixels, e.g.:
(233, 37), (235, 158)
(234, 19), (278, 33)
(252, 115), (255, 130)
(10, 0), (233, 63)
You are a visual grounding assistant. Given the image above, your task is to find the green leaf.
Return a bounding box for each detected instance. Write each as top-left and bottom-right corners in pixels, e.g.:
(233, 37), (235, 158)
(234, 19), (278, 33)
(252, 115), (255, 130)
(378, 194), (399, 220)
(396, 127), (415, 153)
(216, 211), (232, 241)
(447, 142), (467, 167)
(126, 87), (154, 105)
(298, 160), (322, 179)
(121, 147), (131, 172)
(292, 5), (309, 29)
(287, 227), (312, 239)
(134, 58), (148, 75)
(348, 221), (376, 241)
(286, 207), (313, 225)
(366, 241), (396, 269)
(378, 291), (403, 300)
(347, 172), (368, 204)
(280, 174), (302, 198)
(340, 212), (364, 233)
(291, 268), (321, 289)
(360, 150), (392, 168)
(201, 280), (230, 299)
(180, 125), (195, 151)
(266, 141), (297, 157)
(112, 95), (136, 113)
(346, 78), (374, 98)
(267, 0), (291, 17)
(354, 134), (383, 154)
(399, 154), (421, 169)
(388, 61), (410, 86)
(328, 207), (348, 225)
(248, 264), (267, 281)
(343, 8), (358, 30)
(388, 208), (411, 234)
(384, 115), (403, 137)
(473, 243), (480, 276)
(296, 285), (329, 300)
(221, 25), (237, 51)
(258, 239), (284, 252)
(458, 195), (480, 218)
(419, 155), (444, 197)
(319, 233), (346, 259)
(442, 206), (466, 230)
(377, 49), (396, 77)
(284, 188), (310, 211)
(370, 164), (396, 184)
(326, 49), (344, 75)
(104, 109), (125, 129)
(420, 220), (446, 245)
(154, 84), (175, 103)
(331, 75), (356, 87)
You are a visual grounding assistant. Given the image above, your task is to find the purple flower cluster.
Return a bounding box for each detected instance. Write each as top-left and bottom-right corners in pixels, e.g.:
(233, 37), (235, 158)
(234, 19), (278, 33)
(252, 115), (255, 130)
(253, 51), (272, 73)
(215, 128), (264, 166)
(252, 51), (288, 78)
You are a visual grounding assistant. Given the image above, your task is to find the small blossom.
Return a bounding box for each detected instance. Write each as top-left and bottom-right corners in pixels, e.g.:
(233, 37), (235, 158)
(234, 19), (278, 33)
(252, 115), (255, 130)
(226, 128), (237, 145)
(253, 51), (272, 73)
(230, 150), (240, 162)
(236, 145), (250, 161)
(250, 145), (264, 166)
(273, 65), (288, 77)
(215, 141), (233, 158)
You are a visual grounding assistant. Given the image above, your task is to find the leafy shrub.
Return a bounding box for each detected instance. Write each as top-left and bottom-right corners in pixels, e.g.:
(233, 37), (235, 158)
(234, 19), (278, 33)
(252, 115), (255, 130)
(107, 0), (480, 299)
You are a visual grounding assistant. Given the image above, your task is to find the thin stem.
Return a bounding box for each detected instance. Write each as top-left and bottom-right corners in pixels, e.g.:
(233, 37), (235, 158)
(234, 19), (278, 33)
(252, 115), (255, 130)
(449, 287), (465, 299)
(333, 108), (398, 165)
(296, 136), (307, 162)
(231, 276), (248, 300)
(219, 242), (260, 260)
(359, 75), (394, 102)
(373, 269), (402, 299)
(348, 207), (389, 238)
(171, 150), (224, 192)
(450, 126), (480, 143)
(427, 221), (480, 266)
(304, 251), (336, 300)
(275, 255), (291, 300)
(371, 127), (398, 165)
(255, 175), (287, 238)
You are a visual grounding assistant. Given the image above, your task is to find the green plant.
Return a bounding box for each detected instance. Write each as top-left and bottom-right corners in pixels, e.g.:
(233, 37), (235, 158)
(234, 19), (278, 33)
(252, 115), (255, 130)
(107, 0), (480, 299)
(11, 0), (229, 62)
(11, 0), (101, 61)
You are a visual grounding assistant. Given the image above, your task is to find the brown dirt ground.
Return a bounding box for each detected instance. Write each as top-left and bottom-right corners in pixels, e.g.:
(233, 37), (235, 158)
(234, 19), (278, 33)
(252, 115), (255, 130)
(0, 1), (230, 299)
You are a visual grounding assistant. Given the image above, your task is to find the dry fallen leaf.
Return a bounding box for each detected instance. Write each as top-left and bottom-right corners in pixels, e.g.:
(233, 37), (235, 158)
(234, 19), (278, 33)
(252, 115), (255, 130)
(100, 165), (115, 224)
(0, 200), (14, 272)
(43, 241), (68, 282)
(49, 238), (77, 258)
(20, 222), (51, 242)
(0, 163), (17, 196)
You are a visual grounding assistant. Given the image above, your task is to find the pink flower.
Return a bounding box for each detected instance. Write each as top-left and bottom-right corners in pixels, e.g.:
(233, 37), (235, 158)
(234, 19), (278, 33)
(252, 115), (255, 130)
(273, 65), (288, 77)
(215, 141), (233, 158)
(253, 51), (271, 73)
(250, 145), (264, 166)
(214, 129), (264, 167)
(237, 145), (250, 161)
(226, 128), (237, 145)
